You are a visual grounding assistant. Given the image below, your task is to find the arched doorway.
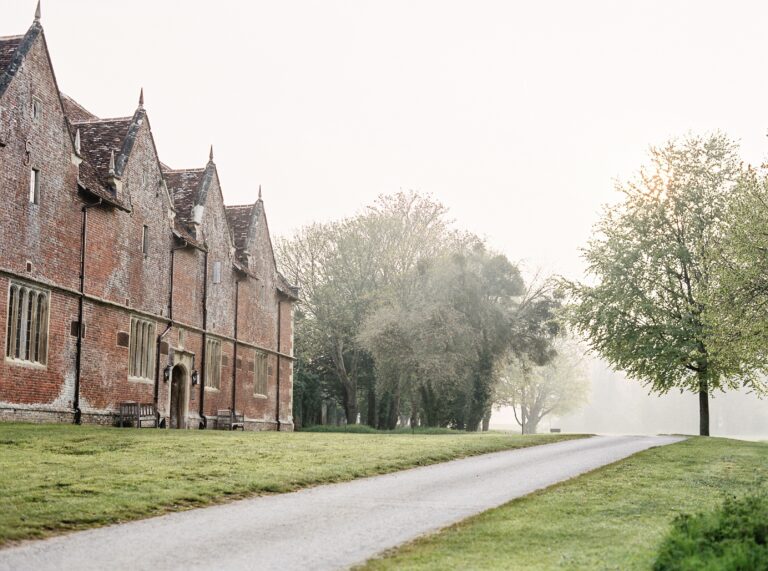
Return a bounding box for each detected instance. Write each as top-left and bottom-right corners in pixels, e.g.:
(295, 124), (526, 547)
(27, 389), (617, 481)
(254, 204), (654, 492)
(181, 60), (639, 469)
(169, 364), (187, 429)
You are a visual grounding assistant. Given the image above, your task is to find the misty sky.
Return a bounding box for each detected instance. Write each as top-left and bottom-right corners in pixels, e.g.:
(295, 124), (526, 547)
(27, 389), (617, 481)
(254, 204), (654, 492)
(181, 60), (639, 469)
(3, 1), (767, 434)
(5, 1), (768, 281)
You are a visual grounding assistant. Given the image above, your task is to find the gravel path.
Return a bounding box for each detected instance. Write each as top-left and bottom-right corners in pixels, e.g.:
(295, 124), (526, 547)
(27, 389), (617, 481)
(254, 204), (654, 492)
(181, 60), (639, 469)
(0, 434), (683, 571)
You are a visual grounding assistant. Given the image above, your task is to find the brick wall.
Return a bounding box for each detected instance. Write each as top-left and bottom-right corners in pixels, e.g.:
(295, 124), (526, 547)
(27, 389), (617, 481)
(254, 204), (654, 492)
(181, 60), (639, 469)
(0, 26), (296, 431)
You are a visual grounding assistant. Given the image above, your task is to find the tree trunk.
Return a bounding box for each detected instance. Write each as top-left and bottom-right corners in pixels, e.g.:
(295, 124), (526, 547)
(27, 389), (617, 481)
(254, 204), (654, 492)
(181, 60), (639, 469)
(387, 391), (400, 430)
(332, 342), (358, 424)
(341, 380), (358, 424)
(466, 353), (493, 431)
(698, 375), (709, 436)
(526, 405), (542, 435)
(367, 385), (376, 427)
(521, 405), (527, 435)
(420, 384), (440, 427)
(481, 410), (491, 432)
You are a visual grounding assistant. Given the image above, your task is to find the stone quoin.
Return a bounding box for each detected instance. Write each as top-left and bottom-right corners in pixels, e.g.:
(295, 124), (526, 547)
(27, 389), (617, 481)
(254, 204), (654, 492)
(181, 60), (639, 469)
(0, 3), (299, 430)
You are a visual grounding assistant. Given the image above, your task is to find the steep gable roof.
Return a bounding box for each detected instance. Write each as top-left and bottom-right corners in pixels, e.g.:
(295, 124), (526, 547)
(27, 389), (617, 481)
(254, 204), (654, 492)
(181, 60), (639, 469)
(0, 23), (41, 99)
(0, 35), (23, 74)
(277, 271), (300, 300)
(0, 21), (129, 211)
(70, 104), (168, 211)
(224, 203), (255, 251)
(55, 95), (129, 210)
(60, 92), (98, 122)
(77, 159), (120, 206)
(163, 168), (205, 227)
(73, 117), (132, 185)
(224, 198), (299, 299)
(0, 12), (294, 289)
(164, 158), (230, 250)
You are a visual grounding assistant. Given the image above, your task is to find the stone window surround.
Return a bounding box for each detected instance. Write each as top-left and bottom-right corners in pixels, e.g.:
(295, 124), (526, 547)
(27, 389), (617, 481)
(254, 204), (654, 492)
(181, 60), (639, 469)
(204, 337), (222, 390)
(254, 350), (268, 398)
(5, 280), (49, 367)
(29, 168), (40, 204)
(128, 316), (155, 382)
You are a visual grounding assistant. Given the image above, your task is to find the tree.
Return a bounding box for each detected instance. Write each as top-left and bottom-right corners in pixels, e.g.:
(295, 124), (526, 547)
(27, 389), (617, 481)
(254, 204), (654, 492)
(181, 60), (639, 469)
(495, 339), (589, 434)
(290, 308), (344, 429)
(277, 192), (460, 424)
(484, 274), (563, 430)
(360, 244), (526, 430)
(276, 220), (369, 424)
(565, 134), (747, 436)
(706, 164), (768, 391)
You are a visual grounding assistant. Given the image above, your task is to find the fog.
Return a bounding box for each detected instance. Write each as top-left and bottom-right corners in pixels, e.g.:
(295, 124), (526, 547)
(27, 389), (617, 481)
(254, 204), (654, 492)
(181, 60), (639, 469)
(492, 355), (767, 439)
(4, 2), (767, 437)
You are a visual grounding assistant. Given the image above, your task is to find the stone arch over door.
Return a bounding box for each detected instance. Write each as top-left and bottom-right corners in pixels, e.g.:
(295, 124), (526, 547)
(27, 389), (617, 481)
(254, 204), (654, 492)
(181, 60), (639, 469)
(166, 349), (195, 429)
(169, 364), (187, 429)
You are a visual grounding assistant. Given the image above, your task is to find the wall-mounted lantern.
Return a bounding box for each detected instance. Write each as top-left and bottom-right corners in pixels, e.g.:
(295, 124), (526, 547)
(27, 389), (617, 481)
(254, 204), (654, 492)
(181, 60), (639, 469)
(191, 370), (199, 386)
(163, 365), (172, 383)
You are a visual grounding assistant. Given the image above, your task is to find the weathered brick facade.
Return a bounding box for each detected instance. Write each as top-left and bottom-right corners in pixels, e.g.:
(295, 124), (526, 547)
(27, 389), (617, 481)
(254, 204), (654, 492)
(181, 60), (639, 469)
(0, 11), (298, 430)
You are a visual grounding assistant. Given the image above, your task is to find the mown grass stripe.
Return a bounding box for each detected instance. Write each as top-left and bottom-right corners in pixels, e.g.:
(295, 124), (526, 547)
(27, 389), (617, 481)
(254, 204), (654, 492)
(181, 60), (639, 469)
(0, 423), (582, 546)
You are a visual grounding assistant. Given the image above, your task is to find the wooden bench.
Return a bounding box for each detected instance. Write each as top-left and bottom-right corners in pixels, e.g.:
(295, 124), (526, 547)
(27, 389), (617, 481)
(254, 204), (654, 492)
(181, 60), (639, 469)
(117, 402), (158, 428)
(215, 409), (245, 431)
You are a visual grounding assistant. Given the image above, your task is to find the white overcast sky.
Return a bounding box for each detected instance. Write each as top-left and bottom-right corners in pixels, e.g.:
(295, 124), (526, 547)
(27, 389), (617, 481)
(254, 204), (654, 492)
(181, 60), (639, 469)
(4, 1), (768, 280)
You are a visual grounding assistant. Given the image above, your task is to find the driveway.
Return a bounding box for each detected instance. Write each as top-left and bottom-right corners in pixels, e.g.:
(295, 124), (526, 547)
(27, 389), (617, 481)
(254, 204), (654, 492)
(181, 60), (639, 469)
(0, 434), (683, 571)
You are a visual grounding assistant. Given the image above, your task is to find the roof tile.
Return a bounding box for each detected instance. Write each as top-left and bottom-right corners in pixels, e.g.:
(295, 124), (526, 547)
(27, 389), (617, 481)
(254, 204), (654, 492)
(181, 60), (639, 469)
(224, 204), (254, 250)
(72, 117), (132, 187)
(0, 36), (22, 74)
(60, 92), (98, 122)
(164, 168), (205, 227)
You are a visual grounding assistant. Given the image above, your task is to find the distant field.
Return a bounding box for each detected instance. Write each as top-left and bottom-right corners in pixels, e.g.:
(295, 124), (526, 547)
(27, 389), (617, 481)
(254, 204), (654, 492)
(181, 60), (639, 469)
(363, 437), (768, 570)
(0, 423), (582, 546)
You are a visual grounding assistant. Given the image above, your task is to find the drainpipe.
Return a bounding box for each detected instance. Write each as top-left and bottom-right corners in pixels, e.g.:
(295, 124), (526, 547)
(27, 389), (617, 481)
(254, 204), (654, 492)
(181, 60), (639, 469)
(74, 198), (102, 425)
(198, 251), (209, 428)
(275, 299), (282, 431)
(231, 277), (240, 413)
(154, 242), (185, 423)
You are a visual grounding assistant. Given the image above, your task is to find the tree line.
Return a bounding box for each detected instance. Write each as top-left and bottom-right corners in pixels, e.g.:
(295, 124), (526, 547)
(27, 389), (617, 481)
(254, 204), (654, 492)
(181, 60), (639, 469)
(281, 131), (768, 437)
(564, 133), (768, 436)
(277, 192), (583, 431)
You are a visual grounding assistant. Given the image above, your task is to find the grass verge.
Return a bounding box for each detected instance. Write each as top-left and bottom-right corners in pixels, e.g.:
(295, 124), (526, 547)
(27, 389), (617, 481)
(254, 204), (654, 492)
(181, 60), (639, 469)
(362, 437), (768, 570)
(300, 424), (459, 434)
(0, 423), (581, 546)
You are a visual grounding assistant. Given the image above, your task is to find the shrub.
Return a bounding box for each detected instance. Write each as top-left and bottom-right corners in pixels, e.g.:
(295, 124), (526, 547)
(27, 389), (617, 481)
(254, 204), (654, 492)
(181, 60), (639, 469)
(653, 493), (768, 571)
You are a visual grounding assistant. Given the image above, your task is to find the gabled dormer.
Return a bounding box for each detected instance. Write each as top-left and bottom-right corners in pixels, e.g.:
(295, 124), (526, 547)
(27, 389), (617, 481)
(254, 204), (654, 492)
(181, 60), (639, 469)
(68, 90), (173, 215)
(164, 147), (234, 251)
(225, 192), (299, 301)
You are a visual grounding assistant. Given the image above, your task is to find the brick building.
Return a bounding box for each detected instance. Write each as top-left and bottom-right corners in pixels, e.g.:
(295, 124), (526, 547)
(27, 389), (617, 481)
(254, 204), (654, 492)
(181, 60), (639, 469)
(0, 6), (298, 430)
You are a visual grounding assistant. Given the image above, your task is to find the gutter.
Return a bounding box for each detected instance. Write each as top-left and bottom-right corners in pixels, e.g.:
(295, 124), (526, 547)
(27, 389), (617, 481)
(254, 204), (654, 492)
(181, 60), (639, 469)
(231, 277), (241, 413)
(73, 198), (102, 425)
(275, 300), (282, 431)
(198, 251), (209, 428)
(153, 241), (187, 424)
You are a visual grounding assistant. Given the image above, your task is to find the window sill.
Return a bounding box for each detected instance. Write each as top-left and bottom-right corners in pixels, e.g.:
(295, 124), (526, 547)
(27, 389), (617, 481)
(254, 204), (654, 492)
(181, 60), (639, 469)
(4, 358), (47, 370)
(254, 393), (268, 400)
(204, 386), (220, 392)
(127, 376), (154, 385)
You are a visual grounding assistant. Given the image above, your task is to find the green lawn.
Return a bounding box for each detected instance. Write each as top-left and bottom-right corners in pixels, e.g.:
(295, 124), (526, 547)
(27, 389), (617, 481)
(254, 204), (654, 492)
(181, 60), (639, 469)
(0, 423), (580, 546)
(363, 437), (768, 570)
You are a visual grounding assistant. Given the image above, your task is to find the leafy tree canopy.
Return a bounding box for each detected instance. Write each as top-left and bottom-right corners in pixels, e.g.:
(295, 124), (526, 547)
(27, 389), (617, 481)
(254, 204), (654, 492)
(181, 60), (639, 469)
(564, 133), (754, 435)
